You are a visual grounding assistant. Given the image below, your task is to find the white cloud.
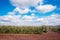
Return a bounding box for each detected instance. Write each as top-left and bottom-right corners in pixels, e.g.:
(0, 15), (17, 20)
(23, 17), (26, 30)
(14, 7), (30, 14)
(8, 12), (15, 15)
(0, 15), (21, 22)
(0, 14), (60, 26)
(10, 0), (43, 15)
(36, 14), (60, 25)
(0, 14), (36, 26)
(10, 0), (43, 8)
(31, 13), (35, 16)
(22, 15), (35, 21)
(9, 0), (57, 14)
(0, 0), (60, 26)
(7, 7), (30, 15)
(0, 15), (24, 26)
(22, 15), (33, 20)
(36, 5), (56, 13)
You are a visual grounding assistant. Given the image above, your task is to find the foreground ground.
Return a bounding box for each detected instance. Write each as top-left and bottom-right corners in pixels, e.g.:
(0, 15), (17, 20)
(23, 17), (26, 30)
(0, 31), (60, 40)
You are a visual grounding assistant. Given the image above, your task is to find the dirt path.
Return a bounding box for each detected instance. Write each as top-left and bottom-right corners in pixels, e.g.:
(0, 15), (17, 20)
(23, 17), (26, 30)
(0, 31), (60, 40)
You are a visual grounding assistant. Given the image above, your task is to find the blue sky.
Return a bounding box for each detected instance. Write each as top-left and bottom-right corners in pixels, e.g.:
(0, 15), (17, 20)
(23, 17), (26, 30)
(0, 0), (15, 16)
(0, 0), (60, 26)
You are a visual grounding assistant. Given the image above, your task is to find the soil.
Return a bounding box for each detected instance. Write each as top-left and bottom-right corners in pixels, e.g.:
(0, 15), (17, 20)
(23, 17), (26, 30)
(0, 31), (60, 40)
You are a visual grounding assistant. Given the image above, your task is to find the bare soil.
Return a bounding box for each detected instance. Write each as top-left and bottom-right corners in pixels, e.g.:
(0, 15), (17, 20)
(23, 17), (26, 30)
(0, 31), (60, 40)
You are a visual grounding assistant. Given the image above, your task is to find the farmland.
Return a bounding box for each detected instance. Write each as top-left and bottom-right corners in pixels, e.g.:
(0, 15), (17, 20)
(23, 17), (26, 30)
(0, 26), (48, 34)
(0, 26), (60, 40)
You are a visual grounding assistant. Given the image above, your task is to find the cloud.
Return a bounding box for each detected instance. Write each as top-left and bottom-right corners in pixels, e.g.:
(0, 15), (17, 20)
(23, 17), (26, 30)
(0, 0), (59, 26)
(36, 5), (56, 13)
(22, 14), (36, 21)
(0, 15), (24, 26)
(7, 7), (30, 15)
(0, 14), (37, 26)
(36, 14), (60, 25)
(9, 0), (57, 14)
(0, 15), (21, 22)
(0, 13), (60, 26)
(8, 12), (15, 15)
(10, 0), (43, 8)
(14, 7), (30, 14)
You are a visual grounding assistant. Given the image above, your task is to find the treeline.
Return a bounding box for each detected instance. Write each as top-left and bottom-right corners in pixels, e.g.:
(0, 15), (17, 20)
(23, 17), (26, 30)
(0, 26), (48, 34)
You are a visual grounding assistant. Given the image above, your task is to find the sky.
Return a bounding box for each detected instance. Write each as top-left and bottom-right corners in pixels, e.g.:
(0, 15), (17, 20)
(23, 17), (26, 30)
(0, 0), (60, 26)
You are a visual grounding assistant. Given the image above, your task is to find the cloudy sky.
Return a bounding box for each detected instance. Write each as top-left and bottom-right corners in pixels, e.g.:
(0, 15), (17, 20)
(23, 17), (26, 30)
(0, 0), (60, 26)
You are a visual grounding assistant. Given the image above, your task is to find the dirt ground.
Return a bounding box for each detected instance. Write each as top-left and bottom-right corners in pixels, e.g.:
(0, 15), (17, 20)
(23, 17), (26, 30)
(0, 31), (60, 40)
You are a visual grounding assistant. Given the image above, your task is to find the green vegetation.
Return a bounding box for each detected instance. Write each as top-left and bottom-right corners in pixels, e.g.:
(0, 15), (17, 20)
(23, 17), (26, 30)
(0, 26), (60, 34)
(50, 27), (60, 33)
(0, 26), (48, 34)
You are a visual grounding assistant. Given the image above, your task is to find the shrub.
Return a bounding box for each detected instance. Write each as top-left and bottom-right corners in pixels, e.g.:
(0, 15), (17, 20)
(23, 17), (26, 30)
(0, 26), (48, 34)
(51, 27), (60, 33)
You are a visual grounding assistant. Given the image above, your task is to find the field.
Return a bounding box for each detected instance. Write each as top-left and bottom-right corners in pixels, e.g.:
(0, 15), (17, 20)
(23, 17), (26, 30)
(0, 26), (48, 34)
(0, 26), (60, 40)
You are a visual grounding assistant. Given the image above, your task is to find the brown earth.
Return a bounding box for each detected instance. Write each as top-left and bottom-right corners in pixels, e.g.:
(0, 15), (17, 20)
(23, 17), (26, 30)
(0, 31), (60, 40)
